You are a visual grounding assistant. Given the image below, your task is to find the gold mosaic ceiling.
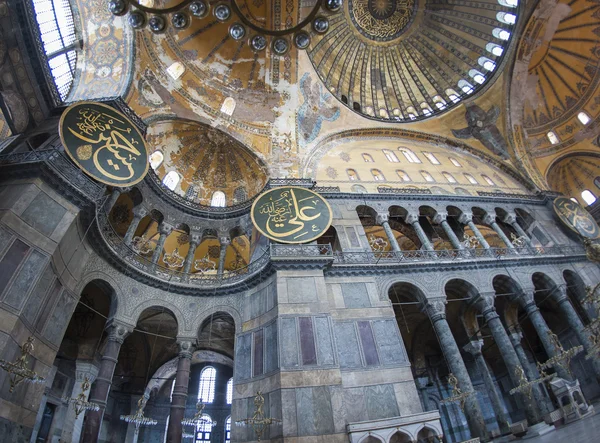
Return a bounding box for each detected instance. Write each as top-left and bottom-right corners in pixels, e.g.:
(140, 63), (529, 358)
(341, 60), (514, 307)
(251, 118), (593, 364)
(547, 154), (600, 202)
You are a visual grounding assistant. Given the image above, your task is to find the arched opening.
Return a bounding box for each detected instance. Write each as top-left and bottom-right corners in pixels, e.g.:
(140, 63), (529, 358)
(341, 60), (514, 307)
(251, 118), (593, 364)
(563, 270), (592, 324)
(317, 226), (342, 253)
(419, 206), (451, 250)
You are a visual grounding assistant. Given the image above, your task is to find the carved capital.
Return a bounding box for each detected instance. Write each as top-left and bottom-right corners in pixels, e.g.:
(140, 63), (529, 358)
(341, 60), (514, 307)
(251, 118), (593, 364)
(158, 223), (173, 236)
(458, 212), (473, 224)
(483, 213), (497, 226)
(475, 294), (496, 316)
(405, 213), (419, 225)
(463, 339), (484, 356)
(177, 340), (195, 359)
(106, 323), (131, 344)
(424, 298), (447, 320)
(132, 205), (148, 219)
(219, 236), (231, 246)
(432, 212), (448, 224)
(376, 212), (389, 225)
(503, 214), (517, 225)
(189, 232), (202, 247)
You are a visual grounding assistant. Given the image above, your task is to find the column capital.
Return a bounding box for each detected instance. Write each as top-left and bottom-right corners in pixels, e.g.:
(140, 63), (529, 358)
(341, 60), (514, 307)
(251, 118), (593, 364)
(474, 295), (497, 318)
(458, 212), (473, 224)
(503, 213), (517, 225)
(423, 298), (447, 321)
(105, 323), (132, 344)
(375, 212), (389, 225)
(219, 236), (231, 246)
(463, 339), (484, 356)
(553, 286), (569, 303)
(405, 213), (419, 225)
(158, 222), (173, 236)
(177, 340), (195, 359)
(433, 212), (448, 224)
(132, 205), (148, 219)
(189, 233), (202, 247)
(483, 213), (497, 226)
(75, 360), (100, 383)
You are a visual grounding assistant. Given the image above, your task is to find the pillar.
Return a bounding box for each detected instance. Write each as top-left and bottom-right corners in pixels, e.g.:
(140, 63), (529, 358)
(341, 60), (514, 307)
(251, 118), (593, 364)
(82, 324), (131, 443)
(166, 340), (194, 443)
(433, 212), (464, 250)
(406, 213), (434, 251)
(61, 361), (100, 443)
(424, 300), (489, 441)
(104, 187), (125, 213)
(504, 214), (532, 245)
(124, 206), (148, 246)
(508, 328), (554, 415)
(152, 222), (172, 265)
(376, 213), (401, 252)
(463, 340), (511, 434)
(217, 236), (230, 276)
(183, 234), (201, 276)
(478, 297), (541, 425)
(459, 213), (490, 249)
(484, 213), (514, 249)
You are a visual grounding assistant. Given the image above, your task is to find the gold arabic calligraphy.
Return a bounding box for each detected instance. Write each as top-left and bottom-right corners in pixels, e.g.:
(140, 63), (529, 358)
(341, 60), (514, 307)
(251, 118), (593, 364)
(554, 197), (600, 239)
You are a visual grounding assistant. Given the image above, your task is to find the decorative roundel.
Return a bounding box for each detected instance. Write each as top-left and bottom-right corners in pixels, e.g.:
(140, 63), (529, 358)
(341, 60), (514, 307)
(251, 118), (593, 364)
(325, 0), (343, 12)
(348, 0), (415, 42)
(189, 1), (208, 18)
(229, 23), (246, 40)
(128, 11), (146, 29)
(312, 17), (329, 33)
(148, 15), (166, 33)
(272, 38), (289, 55)
(214, 4), (231, 21)
(251, 35), (267, 51)
(108, 0), (127, 15)
(294, 32), (311, 49)
(171, 12), (189, 29)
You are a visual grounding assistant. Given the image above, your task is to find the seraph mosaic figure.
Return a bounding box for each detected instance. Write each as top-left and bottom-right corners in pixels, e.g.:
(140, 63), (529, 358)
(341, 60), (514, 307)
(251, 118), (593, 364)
(452, 105), (510, 159)
(298, 73), (340, 144)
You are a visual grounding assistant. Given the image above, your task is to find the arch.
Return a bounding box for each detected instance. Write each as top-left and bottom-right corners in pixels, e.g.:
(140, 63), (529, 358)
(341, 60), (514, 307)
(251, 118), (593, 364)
(130, 300), (185, 335)
(444, 278), (481, 302)
(75, 272), (121, 319)
(362, 153), (374, 162)
(221, 97), (236, 116)
(195, 309), (239, 355)
(198, 366), (217, 403)
(371, 169), (386, 181)
(562, 270), (591, 324)
(211, 191), (226, 207)
(162, 171), (180, 190)
(317, 226), (341, 252)
(455, 187), (470, 195)
(352, 184), (368, 193)
(358, 434), (385, 443)
(398, 147), (421, 163)
(347, 168), (360, 180)
(149, 150), (164, 170)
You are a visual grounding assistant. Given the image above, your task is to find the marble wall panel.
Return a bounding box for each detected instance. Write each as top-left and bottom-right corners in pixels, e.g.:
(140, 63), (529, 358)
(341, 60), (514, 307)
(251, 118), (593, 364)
(253, 329), (264, 377)
(21, 193), (66, 237)
(314, 316), (335, 366)
(343, 387), (368, 423)
(357, 321), (379, 366)
(0, 185), (28, 210)
(44, 291), (77, 345)
(235, 333), (252, 381)
(341, 283), (370, 308)
(0, 227), (13, 254)
(0, 239), (29, 296)
(365, 384), (400, 420)
(372, 319), (407, 365)
(22, 265), (54, 326)
(281, 389), (297, 437)
(287, 277), (317, 303)
(333, 322), (362, 369)
(280, 317), (299, 368)
(299, 317), (317, 365)
(3, 249), (46, 310)
(345, 226), (361, 248)
(264, 321), (278, 374)
(296, 387), (316, 436)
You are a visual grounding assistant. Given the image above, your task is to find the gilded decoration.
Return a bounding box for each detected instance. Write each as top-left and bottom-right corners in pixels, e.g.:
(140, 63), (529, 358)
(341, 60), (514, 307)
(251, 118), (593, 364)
(553, 197), (600, 239)
(349, 0), (415, 42)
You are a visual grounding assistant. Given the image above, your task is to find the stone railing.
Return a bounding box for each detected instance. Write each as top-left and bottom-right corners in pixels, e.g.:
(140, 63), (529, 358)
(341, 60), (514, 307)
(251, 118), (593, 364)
(270, 243), (333, 258)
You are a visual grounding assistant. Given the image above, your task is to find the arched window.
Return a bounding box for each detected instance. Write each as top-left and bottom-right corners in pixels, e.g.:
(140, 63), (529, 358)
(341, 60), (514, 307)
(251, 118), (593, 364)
(578, 112), (591, 125)
(398, 148), (421, 163)
(482, 174), (495, 186)
(397, 170), (411, 182)
(164, 415), (170, 443)
(464, 173), (478, 184)
(445, 89), (460, 104)
(433, 96), (447, 110)
(570, 197), (579, 204)
(32, 0), (78, 101)
(211, 191), (226, 207)
(226, 378), (233, 405)
(352, 184), (368, 193)
(379, 108), (389, 119)
(486, 43), (504, 57)
(582, 190), (597, 205)
(547, 131), (559, 145)
(198, 367), (216, 403)
(478, 57), (496, 72)
(497, 12), (516, 25)
(458, 79), (474, 94)
(406, 107), (417, 120)
(225, 416), (231, 442)
(221, 97), (236, 116)
(162, 171), (180, 191)
(498, 0), (517, 6)
(421, 103), (433, 116)
(383, 149), (399, 163)
(196, 414), (213, 442)
(347, 169), (359, 181)
(169, 378), (175, 402)
(167, 61), (185, 80)
(233, 186), (247, 203)
(423, 152), (440, 165)
(469, 69), (486, 84)
(362, 153), (374, 162)
(149, 151), (164, 170)
(443, 172), (457, 183)
(371, 169), (385, 181)
(449, 157), (462, 167)
(420, 171), (435, 182)
(493, 28), (511, 41)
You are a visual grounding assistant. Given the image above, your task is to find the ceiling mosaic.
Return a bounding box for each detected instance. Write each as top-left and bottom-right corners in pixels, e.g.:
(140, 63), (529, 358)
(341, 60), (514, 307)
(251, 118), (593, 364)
(546, 154), (600, 202)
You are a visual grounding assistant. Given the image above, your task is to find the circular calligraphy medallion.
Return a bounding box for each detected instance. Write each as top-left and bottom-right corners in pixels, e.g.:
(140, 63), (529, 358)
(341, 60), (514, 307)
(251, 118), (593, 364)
(59, 102), (149, 187)
(348, 0), (415, 42)
(553, 197), (600, 239)
(251, 187), (333, 244)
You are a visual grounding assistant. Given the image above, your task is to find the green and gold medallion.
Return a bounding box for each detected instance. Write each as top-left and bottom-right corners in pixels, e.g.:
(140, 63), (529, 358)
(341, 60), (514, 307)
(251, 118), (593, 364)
(553, 197), (600, 239)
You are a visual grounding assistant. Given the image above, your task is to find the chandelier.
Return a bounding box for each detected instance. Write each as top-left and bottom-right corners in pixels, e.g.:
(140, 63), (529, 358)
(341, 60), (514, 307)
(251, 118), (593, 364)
(181, 401), (216, 427)
(509, 365), (554, 400)
(108, 0), (342, 53)
(63, 376), (100, 418)
(236, 391), (281, 442)
(0, 337), (45, 393)
(537, 330), (583, 375)
(120, 395), (158, 433)
(439, 373), (471, 410)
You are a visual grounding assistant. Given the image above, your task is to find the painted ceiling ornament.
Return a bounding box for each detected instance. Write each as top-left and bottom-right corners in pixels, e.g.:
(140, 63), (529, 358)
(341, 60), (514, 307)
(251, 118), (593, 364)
(298, 73), (340, 144)
(452, 105), (510, 160)
(462, 234), (480, 249)
(349, 0), (415, 42)
(368, 234), (388, 252)
(163, 247), (185, 268)
(194, 254), (217, 273)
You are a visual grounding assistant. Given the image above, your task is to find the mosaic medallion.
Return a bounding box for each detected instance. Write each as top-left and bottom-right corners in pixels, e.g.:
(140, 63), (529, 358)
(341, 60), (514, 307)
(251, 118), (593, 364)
(349, 0), (415, 42)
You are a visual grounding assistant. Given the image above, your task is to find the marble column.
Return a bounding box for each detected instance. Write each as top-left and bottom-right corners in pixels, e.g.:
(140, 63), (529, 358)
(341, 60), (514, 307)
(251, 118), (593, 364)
(406, 213), (434, 251)
(61, 361), (100, 443)
(504, 214), (532, 245)
(167, 340), (194, 443)
(151, 222), (172, 265)
(183, 234), (201, 277)
(459, 213), (490, 249)
(82, 324), (131, 443)
(433, 212), (464, 250)
(553, 287), (600, 377)
(425, 300), (489, 441)
(508, 329), (554, 416)
(463, 340), (511, 434)
(484, 213), (514, 249)
(217, 236), (230, 276)
(105, 187), (125, 213)
(376, 212), (401, 252)
(519, 293), (571, 380)
(478, 298), (541, 425)
(124, 206), (148, 246)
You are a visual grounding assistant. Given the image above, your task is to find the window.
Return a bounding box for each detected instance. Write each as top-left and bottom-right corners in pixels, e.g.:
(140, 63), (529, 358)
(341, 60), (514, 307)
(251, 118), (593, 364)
(162, 171), (180, 190)
(570, 197), (579, 204)
(578, 112), (591, 125)
(433, 96), (447, 110)
(493, 28), (511, 41)
(498, 0), (517, 6)
(149, 151), (164, 170)
(347, 169), (359, 181)
(469, 69), (486, 84)
(420, 171), (435, 182)
(221, 97), (236, 116)
(233, 186), (247, 203)
(32, 0), (78, 101)
(446, 89), (461, 103)
(397, 170), (411, 182)
(449, 157), (462, 167)
(198, 367), (216, 403)
(210, 191), (226, 207)
(421, 103), (433, 116)
(169, 379), (175, 402)
(167, 62), (185, 80)
(196, 414), (213, 443)
(225, 416), (231, 442)
(383, 149), (399, 163)
(458, 79), (474, 94)
(482, 174), (495, 186)
(464, 173), (478, 184)
(486, 43), (504, 57)
(497, 12), (516, 25)
(406, 107), (417, 120)
(478, 57), (496, 72)
(423, 152), (440, 165)
(352, 184), (368, 193)
(547, 131), (559, 145)
(226, 378), (233, 405)
(371, 169), (385, 181)
(379, 108), (389, 119)
(399, 148), (421, 163)
(582, 190), (597, 205)
(362, 153), (374, 162)
(443, 172), (457, 183)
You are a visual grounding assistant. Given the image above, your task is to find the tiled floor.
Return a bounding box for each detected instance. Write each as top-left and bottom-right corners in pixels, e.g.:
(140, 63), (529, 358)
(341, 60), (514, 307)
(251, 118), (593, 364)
(503, 409), (600, 442)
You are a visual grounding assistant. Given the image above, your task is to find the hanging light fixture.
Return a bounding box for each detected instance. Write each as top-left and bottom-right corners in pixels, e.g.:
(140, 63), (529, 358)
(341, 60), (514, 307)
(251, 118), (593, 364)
(439, 373), (471, 410)
(509, 365), (554, 399)
(120, 395), (158, 434)
(0, 337), (45, 392)
(236, 391), (281, 441)
(63, 376), (100, 418)
(537, 330), (583, 375)
(181, 401), (216, 427)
